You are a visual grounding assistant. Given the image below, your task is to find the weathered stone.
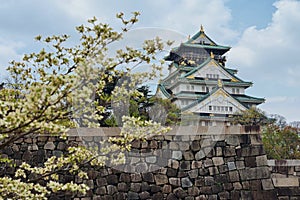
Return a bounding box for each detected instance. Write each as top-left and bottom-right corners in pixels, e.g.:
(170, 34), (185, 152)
(28, 144), (39, 151)
(107, 185), (117, 195)
(87, 170), (99, 180)
(242, 181), (250, 189)
(162, 149), (172, 158)
(135, 162), (148, 173)
(199, 168), (209, 176)
(139, 191), (150, 200)
(181, 177), (193, 188)
(130, 183), (141, 192)
(188, 187), (200, 196)
(191, 161), (202, 169)
(154, 174), (168, 185)
(188, 169), (198, 178)
(235, 160), (245, 169)
(150, 140), (158, 148)
(172, 151), (182, 160)
(227, 161), (236, 171)
(228, 171), (239, 182)
(180, 161), (190, 170)
(117, 183), (128, 192)
(131, 173), (142, 182)
(53, 150), (63, 157)
(195, 150), (205, 160)
(142, 172), (154, 182)
(57, 142), (66, 150)
(209, 166), (219, 175)
(225, 135), (240, 146)
(95, 186), (106, 195)
(140, 182), (150, 191)
(203, 159), (213, 167)
(261, 179), (274, 190)
(256, 155), (268, 166)
(200, 186), (212, 194)
(215, 174), (228, 183)
(191, 141), (200, 151)
(107, 175), (118, 185)
(233, 182), (242, 190)
(218, 165), (229, 173)
(168, 159), (180, 169)
(223, 183), (233, 191)
(272, 177), (299, 187)
(224, 147), (236, 157)
(166, 193), (179, 200)
(245, 156), (256, 167)
(131, 140), (141, 148)
(113, 193), (126, 200)
(150, 185), (161, 193)
(249, 180), (262, 190)
(179, 142), (190, 151)
(208, 194), (218, 200)
(218, 191), (230, 199)
(195, 177), (204, 187)
(166, 168), (177, 177)
(174, 187), (188, 198)
(215, 147), (223, 156)
(169, 178), (181, 186)
(212, 157), (224, 166)
(205, 176), (214, 186)
(44, 142), (55, 150)
(241, 191), (252, 200)
(183, 151), (194, 160)
(240, 167), (270, 180)
(212, 184), (223, 194)
(119, 173), (130, 183)
(204, 147), (214, 158)
(169, 142), (179, 150)
(127, 191), (139, 200)
(162, 185), (172, 193)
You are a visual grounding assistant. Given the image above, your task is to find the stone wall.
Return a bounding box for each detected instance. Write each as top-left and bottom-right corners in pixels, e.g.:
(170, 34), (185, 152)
(0, 126), (295, 199)
(268, 160), (300, 199)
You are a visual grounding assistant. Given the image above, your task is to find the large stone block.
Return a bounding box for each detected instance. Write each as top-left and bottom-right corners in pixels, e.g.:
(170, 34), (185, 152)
(272, 177), (299, 187)
(181, 177), (193, 188)
(212, 157), (224, 166)
(261, 179), (274, 190)
(154, 174), (168, 185)
(172, 151), (182, 160)
(169, 178), (181, 186)
(240, 167), (270, 181)
(228, 171), (239, 182)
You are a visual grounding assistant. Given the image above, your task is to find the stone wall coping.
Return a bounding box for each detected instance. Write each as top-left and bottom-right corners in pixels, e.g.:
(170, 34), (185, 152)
(66, 125), (260, 137)
(268, 160), (300, 166)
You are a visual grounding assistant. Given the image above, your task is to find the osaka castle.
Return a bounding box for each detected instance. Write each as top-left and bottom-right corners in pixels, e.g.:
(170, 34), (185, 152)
(156, 26), (265, 126)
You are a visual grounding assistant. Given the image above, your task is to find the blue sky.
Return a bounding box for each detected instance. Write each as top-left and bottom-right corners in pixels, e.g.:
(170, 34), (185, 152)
(0, 0), (299, 122)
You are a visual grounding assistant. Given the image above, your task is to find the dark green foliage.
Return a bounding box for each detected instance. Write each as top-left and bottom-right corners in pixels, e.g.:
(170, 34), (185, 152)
(262, 125), (300, 159)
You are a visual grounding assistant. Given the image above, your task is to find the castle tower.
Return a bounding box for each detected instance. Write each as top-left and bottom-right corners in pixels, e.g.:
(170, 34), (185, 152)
(156, 26), (265, 126)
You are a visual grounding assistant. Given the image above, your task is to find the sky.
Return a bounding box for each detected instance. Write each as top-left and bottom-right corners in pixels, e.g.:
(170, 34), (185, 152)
(0, 0), (299, 122)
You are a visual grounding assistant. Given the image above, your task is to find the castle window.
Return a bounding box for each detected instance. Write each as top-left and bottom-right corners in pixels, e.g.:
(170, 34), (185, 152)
(186, 85), (190, 90)
(191, 85), (194, 90)
(209, 106), (212, 111)
(229, 107), (233, 112)
(236, 88), (240, 94)
(232, 88), (235, 94)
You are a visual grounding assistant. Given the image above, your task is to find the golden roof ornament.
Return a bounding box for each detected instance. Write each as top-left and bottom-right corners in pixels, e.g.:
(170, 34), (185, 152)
(218, 79), (223, 88)
(200, 25), (204, 32)
(210, 51), (214, 59)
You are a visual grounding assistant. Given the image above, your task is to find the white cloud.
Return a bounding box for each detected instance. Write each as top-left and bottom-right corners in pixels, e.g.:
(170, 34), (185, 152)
(227, 0), (300, 87)
(0, 39), (23, 77)
(150, 0), (238, 43)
